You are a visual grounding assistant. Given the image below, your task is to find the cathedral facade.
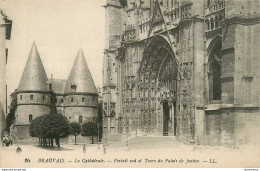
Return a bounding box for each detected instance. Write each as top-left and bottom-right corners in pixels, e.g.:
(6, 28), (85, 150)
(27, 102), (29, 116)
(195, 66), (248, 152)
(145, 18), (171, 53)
(15, 43), (98, 140)
(102, 0), (260, 147)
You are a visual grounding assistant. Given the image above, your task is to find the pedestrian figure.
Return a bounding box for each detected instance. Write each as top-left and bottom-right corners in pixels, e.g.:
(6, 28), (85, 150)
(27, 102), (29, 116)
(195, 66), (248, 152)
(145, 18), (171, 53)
(10, 137), (13, 145)
(16, 146), (22, 153)
(83, 144), (86, 153)
(103, 146), (106, 154)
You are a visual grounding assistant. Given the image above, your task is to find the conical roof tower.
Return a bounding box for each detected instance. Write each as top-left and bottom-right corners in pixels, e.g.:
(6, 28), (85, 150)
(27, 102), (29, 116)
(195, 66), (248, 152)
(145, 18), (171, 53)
(17, 43), (48, 91)
(64, 49), (97, 94)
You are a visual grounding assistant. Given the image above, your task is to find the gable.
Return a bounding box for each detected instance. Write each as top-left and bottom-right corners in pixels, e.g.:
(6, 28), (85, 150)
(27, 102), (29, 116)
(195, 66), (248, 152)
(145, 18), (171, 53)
(148, 0), (166, 37)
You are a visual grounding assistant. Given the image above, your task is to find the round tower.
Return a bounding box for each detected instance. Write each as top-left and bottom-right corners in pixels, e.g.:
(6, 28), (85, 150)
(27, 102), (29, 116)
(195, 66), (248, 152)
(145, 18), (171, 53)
(15, 43), (51, 140)
(64, 49), (98, 124)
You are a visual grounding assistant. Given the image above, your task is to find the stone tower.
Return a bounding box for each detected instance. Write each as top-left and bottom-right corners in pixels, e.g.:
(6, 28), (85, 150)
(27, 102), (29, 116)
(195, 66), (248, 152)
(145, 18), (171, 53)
(64, 49), (98, 124)
(102, 0), (125, 141)
(15, 43), (51, 140)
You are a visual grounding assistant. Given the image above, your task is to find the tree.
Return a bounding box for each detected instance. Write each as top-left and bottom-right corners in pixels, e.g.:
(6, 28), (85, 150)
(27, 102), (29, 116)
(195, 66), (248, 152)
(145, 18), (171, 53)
(69, 122), (81, 145)
(81, 122), (98, 144)
(5, 90), (17, 133)
(44, 113), (70, 147)
(29, 113), (70, 148)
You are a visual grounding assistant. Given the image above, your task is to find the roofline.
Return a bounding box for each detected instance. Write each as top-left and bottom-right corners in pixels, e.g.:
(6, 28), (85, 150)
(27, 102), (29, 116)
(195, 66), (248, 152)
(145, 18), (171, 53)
(16, 90), (53, 94)
(63, 92), (98, 96)
(16, 90), (98, 96)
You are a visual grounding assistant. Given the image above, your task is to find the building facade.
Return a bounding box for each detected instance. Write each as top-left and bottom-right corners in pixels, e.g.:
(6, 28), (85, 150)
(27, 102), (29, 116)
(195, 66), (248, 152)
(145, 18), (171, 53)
(0, 10), (12, 145)
(102, 0), (260, 147)
(14, 44), (98, 140)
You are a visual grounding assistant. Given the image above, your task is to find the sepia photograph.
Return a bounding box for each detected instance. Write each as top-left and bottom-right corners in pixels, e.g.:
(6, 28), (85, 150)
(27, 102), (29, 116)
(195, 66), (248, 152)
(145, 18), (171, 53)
(0, 0), (260, 169)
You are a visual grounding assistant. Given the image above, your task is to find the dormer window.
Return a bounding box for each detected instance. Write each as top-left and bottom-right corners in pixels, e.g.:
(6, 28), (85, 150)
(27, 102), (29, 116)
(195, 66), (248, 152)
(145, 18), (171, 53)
(49, 84), (52, 90)
(71, 85), (77, 92)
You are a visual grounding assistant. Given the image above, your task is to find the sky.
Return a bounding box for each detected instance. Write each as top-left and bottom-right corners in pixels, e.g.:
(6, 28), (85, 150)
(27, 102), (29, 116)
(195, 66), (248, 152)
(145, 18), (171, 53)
(2, 0), (105, 104)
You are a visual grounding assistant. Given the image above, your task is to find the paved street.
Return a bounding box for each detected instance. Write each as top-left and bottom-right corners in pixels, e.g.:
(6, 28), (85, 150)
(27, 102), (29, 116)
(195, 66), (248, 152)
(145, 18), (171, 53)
(1, 136), (259, 168)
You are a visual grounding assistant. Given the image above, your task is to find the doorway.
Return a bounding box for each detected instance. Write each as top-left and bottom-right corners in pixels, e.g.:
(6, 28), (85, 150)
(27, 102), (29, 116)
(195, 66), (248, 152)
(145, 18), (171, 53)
(173, 101), (177, 136)
(163, 102), (169, 136)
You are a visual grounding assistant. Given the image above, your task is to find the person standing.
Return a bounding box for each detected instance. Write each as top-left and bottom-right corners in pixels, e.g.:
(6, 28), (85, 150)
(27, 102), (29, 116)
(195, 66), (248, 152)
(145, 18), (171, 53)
(83, 144), (86, 153)
(16, 146), (22, 153)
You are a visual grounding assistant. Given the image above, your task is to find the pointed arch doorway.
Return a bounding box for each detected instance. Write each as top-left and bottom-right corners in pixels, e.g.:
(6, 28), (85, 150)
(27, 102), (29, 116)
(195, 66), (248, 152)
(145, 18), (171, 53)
(138, 35), (178, 136)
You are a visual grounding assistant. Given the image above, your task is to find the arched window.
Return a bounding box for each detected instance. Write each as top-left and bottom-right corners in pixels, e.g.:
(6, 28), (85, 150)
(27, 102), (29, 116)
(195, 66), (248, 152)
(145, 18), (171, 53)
(210, 18), (214, 30)
(29, 114), (33, 122)
(208, 41), (222, 101)
(79, 116), (82, 123)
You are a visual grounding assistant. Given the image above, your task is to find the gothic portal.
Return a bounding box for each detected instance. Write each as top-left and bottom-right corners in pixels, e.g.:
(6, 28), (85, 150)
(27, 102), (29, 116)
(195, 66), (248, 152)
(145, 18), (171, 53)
(102, 0), (260, 147)
(138, 36), (178, 136)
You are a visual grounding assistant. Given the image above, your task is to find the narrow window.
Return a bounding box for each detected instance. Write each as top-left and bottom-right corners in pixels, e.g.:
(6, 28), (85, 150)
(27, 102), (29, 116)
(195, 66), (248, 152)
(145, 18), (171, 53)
(29, 114), (33, 122)
(210, 18), (214, 30)
(6, 48), (8, 64)
(20, 95), (22, 100)
(42, 95), (45, 101)
(71, 97), (74, 102)
(55, 98), (58, 103)
(207, 0), (210, 7)
(61, 99), (63, 103)
(49, 84), (52, 90)
(212, 60), (221, 100)
(215, 16), (219, 28)
(30, 95), (33, 100)
(82, 97), (85, 102)
(79, 116), (82, 123)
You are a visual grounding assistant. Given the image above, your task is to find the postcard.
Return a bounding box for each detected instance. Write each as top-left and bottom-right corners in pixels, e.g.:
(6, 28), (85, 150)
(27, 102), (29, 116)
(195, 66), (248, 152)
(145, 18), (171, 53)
(0, 0), (259, 168)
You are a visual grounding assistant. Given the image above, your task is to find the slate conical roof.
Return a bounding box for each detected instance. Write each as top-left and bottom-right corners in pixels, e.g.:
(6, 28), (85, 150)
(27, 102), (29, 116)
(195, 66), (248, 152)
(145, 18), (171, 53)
(17, 43), (49, 91)
(64, 49), (97, 94)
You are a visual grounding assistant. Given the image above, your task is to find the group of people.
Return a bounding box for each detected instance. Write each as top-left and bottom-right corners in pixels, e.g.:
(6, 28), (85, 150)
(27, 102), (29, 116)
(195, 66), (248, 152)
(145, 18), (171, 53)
(2, 135), (13, 147)
(82, 144), (106, 154)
